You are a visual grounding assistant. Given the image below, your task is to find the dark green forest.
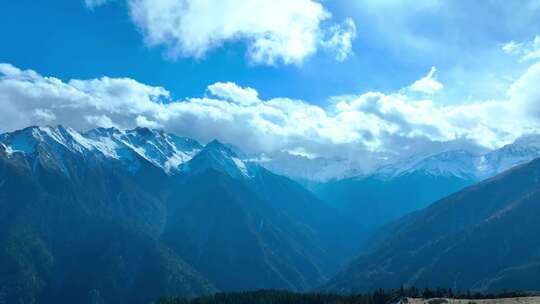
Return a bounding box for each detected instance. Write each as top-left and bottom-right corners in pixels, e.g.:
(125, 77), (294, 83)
(154, 288), (534, 304)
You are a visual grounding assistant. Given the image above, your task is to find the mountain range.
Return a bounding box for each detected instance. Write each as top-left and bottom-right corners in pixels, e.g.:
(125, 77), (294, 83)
(315, 137), (540, 230)
(2, 125), (540, 303)
(325, 156), (540, 293)
(0, 126), (357, 304)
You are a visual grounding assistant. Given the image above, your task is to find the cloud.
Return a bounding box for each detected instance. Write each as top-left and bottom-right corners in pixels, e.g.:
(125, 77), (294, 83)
(502, 35), (540, 62)
(207, 82), (260, 105)
(136, 115), (163, 129)
(85, 115), (118, 128)
(89, 0), (357, 65)
(33, 108), (57, 122)
(1, 62), (540, 166)
(407, 67), (443, 94)
(322, 18), (357, 61)
(507, 61), (540, 118)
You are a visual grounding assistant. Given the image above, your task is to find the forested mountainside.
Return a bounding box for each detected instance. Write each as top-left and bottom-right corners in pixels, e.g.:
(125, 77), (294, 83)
(0, 126), (357, 304)
(325, 158), (540, 293)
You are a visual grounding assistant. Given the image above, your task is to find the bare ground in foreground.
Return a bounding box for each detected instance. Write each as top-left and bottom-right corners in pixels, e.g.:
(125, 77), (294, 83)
(408, 297), (540, 304)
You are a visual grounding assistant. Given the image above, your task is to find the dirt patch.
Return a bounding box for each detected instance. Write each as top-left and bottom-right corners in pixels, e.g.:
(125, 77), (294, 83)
(407, 297), (540, 304)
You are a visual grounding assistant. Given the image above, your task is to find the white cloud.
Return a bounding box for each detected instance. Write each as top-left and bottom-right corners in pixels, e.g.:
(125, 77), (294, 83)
(502, 35), (540, 62)
(85, 115), (118, 128)
(507, 61), (540, 118)
(502, 41), (523, 54)
(33, 108), (56, 122)
(1, 62), (540, 166)
(136, 115), (163, 129)
(407, 66), (444, 94)
(90, 0), (356, 65)
(207, 82), (260, 105)
(322, 18), (357, 61)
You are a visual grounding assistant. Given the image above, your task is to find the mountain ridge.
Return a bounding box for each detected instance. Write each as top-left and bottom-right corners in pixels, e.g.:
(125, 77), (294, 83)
(324, 157), (540, 293)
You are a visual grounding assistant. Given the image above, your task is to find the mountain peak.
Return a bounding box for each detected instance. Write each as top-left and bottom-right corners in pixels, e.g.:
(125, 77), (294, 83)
(202, 139), (238, 157)
(0, 125), (75, 155)
(0, 125), (203, 175)
(85, 127), (202, 173)
(205, 139), (227, 149)
(512, 134), (540, 148)
(181, 139), (253, 178)
(131, 127), (157, 138)
(371, 149), (480, 180)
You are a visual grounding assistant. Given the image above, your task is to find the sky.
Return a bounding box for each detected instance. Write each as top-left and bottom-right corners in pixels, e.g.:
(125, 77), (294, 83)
(1, 0), (540, 166)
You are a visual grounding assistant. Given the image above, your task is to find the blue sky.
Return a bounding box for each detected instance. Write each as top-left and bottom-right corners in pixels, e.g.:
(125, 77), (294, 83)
(1, 0), (537, 104)
(1, 0), (540, 165)
(0, 0), (492, 103)
(1, 0), (366, 103)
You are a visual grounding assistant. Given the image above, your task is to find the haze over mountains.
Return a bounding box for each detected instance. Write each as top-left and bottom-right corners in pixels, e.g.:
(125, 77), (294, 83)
(260, 135), (540, 184)
(1, 125), (540, 303)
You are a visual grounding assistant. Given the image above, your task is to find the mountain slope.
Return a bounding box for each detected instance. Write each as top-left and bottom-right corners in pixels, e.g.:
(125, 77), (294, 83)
(316, 142), (540, 231)
(163, 140), (357, 291)
(315, 150), (479, 229)
(324, 157), (540, 293)
(0, 129), (216, 304)
(0, 126), (357, 303)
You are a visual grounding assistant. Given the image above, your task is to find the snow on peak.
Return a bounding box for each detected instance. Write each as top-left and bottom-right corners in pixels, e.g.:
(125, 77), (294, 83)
(0, 125), (86, 155)
(0, 125), (203, 174)
(478, 136), (540, 178)
(3, 126), (540, 182)
(257, 151), (365, 182)
(371, 139), (540, 182)
(372, 149), (482, 180)
(84, 127), (202, 173)
(180, 139), (256, 179)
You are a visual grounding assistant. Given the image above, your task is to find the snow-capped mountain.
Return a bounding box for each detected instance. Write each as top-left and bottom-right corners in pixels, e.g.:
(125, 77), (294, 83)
(255, 152), (366, 183)
(325, 157), (540, 294)
(315, 135), (540, 231)
(369, 135), (540, 182)
(252, 135), (540, 183)
(0, 126), (278, 183)
(3, 126), (540, 184)
(372, 149), (480, 180)
(0, 125), (359, 303)
(0, 125), (202, 174)
(477, 134), (540, 178)
(84, 127), (202, 173)
(180, 139), (257, 179)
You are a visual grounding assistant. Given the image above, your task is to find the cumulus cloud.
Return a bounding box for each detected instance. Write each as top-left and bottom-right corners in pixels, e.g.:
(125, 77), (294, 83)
(85, 115), (118, 128)
(207, 82), (260, 105)
(502, 35), (540, 62)
(90, 0), (356, 65)
(1, 62), (540, 165)
(407, 66), (444, 94)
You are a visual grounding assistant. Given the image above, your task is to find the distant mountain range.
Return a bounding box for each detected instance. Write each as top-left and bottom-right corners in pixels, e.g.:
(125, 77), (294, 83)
(324, 156), (540, 293)
(0, 126), (358, 304)
(255, 135), (540, 184)
(315, 137), (540, 230)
